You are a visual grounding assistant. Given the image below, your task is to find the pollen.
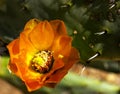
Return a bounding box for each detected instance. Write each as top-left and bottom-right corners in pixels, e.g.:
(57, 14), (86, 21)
(30, 50), (54, 73)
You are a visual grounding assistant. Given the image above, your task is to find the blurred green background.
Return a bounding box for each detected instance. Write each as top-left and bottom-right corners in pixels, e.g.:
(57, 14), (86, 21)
(0, 0), (120, 94)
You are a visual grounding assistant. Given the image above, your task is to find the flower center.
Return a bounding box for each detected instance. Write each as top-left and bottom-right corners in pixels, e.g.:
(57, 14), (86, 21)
(30, 50), (54, 73)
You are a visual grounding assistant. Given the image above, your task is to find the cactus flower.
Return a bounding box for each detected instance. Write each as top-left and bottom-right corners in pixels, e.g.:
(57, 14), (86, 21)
(7, 19), (80, 91)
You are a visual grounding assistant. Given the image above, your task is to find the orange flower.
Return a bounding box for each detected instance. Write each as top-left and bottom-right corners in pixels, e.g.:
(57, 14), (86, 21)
(7, 19), (80, 92)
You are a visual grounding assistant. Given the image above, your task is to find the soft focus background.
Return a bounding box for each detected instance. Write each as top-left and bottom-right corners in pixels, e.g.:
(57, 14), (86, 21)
(0, 0), (120, 94)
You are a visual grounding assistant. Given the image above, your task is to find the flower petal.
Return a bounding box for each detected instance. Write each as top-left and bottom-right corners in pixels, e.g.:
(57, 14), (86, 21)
(64, 47), (80, 70)
(29, 21), (54, 50)
(7, 38), (19, 58)
(12, 56), (43, 85)
(51, 59), (64, 72)
(45, 69), (67, 83)
(40, 59), (64, 82)
(25, 80), (43, 92)
(19, 32), (37, 54)
(52, 35), (72, 58)
(45, 59), (64, 83)
(45, 48), (80, 83)
(8, 60), (18, 73)
(23, 18), (40, 36)
(12, 57), (27, 79)
(7, 39), (20, 73)
(50, 20), (67, 38)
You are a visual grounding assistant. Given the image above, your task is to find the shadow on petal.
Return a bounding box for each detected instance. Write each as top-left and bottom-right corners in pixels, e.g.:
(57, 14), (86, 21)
(8, 61), (18, 73)
(7, 39), (20, 58)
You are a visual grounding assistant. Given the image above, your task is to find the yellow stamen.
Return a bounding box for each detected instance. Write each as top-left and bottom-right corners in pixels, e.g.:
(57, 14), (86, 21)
(30, 50), (54, 73)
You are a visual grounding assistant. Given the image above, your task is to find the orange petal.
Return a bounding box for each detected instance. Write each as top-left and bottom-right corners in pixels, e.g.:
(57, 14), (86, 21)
(64, 47), (80, 70)
(19, 32), (37, 54)
(51, 59), (64, 72)
(45, 69), (67, 83)
(7, 39), (20, 60)
(40, 59), (64, 82)
(29, 21), (54, 50)
(7, 39), (20, 63)
(12, 57), (27, 79)
(8, 60), (18, 73)
(8, 57), (26, 80)
(52, 35), (72, 58)
(25, 80), (44, 92)
(23, 18), (40, 36)
(50, 20), (67, 38)
(46, 48), (80, 83)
